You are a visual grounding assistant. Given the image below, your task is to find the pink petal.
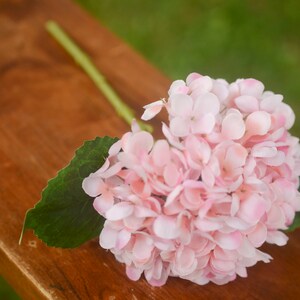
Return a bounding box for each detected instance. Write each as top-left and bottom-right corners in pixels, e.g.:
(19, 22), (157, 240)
(229, 175), (243, 191)
(256, 250), (272, 263)
(164, 162), (180, 187)
(212, 81), (229, 102)
(234, 95), (259, 113)
(155, 240), (174, 252)
(198, 199), (214, 218)
(108, 140), (122, 156)
(105, 202), (134, 221)
(123, 215), (144, 231)
(121, 132), (133, 152)
(163, 202), (183, 219)
(186, 72), (202, 85)
(172, 147), (189, 169)
(237, 238), (256, 258)
(165, 185), (183, 207)
(117, 152), (137, 170)
(224, 144), (248, 169)
(162, 122), (184, 150)
(221, 112), (245, 140)
(131, 119), (141, 133)
(170, 117), (190, 137)
(133, 234), (154, 261)
(185, 135), (211, 165)
(194, 92), (220, 116)
(131, 179), (151, 197)
(189, 235), (209, 252)
(214, 246), (237, 261)
(145, 260), (169, 287)
(260, 94), (283, 113)
(230, 194), (240, 216)
(225, 176), (241, 191)
(174, 247), (197, 276)
(227, 82), (240, 107)
(141, 100), (164, 120)
(244, 157), (256, 177)
(180, 188), (201, 210)
(225, 217), (251, 230)
(239, 78), (264, 97)
(236, 266), (247, 278)
(268, 128), (284, 141)
(247, 222), (267, 247)
(207, 156), (221, 176)
(82, 176), (104, 197)
(266, 231), (288, 246)
(239, 195), (267, 224)
(194, 218), (222, 231)
(188, 273), (210, 285)
(266, 205), (285, 228)
(99, 226), (118, 249)
(93, 192), (114, 214)
(252, 143), (277, 158)
(211, 258), (235, 273)
(214, 231), (242, 250)
(127, 131), (154, 156)
(191, 113), (215, 134)
(153, 215), (180, 239)
(201, 167), (215, 187)
(152, 140), (170, 167)
(169, 94), (193, 117)
(101, 162), (122, 178)
(264, 151), (285, 166)
(244, 177), (265, 190)
(195, 255), (209, 270)
(168, 80), (189, 95)
(151, 258), (163, 280)
(177, 85), (190, 94)
(280, 103), (295, 129)
(282, 203), (296, 225)
(246, 111), (271, 136)
(126, 265), (143, 281)
(189, 76), (213, 92)
(183, 180), (205, 189)
(135, 205), (157, 218)
(116, 229), (131, 250)
(198, 240), (215, 256)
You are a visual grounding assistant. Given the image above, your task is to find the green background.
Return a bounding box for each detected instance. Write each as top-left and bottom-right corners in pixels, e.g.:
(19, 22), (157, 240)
(75, 0), (300, 134)
(1, 0), (299, 298)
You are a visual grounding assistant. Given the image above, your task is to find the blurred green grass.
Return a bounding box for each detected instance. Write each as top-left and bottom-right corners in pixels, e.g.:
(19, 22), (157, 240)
(2, 1), (300, 298)
(75, 0), (300, 135)
(0, 277), (20, 300)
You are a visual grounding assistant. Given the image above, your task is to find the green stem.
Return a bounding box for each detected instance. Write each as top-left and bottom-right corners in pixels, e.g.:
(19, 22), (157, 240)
(45, 20), (152, 132)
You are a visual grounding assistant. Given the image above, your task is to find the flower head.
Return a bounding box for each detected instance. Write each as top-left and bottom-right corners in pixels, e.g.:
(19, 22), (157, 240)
(83, 73), (300, 286)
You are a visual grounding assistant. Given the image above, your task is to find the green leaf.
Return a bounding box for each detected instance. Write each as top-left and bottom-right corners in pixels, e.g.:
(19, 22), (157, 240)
(20, 136), (118, 248)
(286, 212), (300, 232)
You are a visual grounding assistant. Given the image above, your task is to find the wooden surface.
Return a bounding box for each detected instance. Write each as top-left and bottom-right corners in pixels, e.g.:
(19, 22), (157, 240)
(0, 0), (300, 299)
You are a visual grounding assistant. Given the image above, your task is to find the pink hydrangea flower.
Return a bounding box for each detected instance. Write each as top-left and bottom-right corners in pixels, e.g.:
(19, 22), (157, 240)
(83, 73), (300, 286)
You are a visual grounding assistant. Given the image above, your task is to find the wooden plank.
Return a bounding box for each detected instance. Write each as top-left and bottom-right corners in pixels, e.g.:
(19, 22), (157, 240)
(0, 0), (299, 299)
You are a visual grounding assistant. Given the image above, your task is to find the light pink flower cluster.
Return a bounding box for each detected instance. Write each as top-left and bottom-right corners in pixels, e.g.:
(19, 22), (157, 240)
(83, 73), (300, 286)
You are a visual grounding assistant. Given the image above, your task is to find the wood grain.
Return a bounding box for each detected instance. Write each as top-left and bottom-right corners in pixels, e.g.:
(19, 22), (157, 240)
(0, 0), (299, 299)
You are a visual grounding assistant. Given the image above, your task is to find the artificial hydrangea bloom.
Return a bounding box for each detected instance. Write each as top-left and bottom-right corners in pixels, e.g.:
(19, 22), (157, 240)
(83, 73), (300, 286)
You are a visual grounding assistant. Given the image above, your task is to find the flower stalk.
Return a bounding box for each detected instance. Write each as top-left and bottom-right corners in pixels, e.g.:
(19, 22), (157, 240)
(46, 20), (152, 132)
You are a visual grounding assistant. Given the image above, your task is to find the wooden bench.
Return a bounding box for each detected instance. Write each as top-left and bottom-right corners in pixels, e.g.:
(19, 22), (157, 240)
(0, 0), (300, 298)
